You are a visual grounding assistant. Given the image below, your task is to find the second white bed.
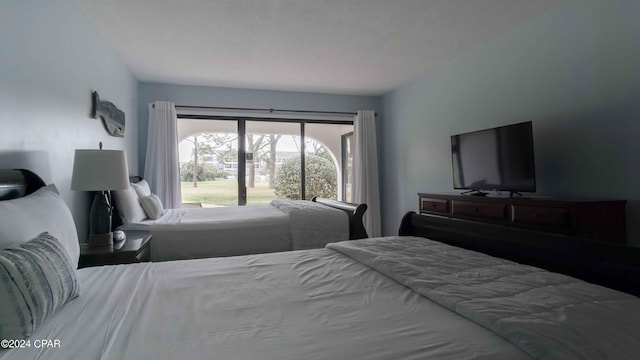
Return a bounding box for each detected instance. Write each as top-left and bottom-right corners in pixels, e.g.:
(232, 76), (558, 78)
(121, 200), (351, 261)
(122, 205), (291, 260)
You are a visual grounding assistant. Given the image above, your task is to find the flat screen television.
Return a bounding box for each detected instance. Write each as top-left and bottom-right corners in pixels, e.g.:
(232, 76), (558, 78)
(451, 121), (535, 195)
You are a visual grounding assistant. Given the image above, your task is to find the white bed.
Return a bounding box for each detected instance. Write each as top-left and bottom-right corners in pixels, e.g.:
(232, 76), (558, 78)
(121, 205), (290, 260)
(4, 237), (640, 360)
(114, 178), (367, 261)
(120, 200), (352, 261)
(2, 170), (640, 360)
(1, 246), (529, 360)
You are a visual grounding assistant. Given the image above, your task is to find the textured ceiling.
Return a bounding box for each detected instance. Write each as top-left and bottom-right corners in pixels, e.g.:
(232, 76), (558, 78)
(79, 0), (566, 96)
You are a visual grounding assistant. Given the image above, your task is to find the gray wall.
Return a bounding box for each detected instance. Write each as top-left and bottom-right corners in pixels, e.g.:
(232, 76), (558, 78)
(0, 0), (139, 241)
(138, 83), (382, 175)
(380, 0), (640, 245)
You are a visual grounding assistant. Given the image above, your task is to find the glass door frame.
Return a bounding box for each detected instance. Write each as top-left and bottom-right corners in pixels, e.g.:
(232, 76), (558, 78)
(237, 120), (247, 205)
(341, 131), (353, 202)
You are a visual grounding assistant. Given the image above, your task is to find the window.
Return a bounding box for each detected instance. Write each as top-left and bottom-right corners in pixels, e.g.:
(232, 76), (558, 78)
(177, 117), (354, 207)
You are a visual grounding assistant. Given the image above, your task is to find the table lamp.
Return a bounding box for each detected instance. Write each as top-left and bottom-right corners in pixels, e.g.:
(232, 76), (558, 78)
(71, 145), (129, 246)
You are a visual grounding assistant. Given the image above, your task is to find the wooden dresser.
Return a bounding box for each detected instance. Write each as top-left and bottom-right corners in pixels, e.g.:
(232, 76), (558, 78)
(418, 193), (626, 243)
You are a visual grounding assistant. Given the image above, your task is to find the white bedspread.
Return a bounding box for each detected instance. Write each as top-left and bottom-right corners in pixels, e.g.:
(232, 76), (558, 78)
(328, 236), (640, 360)
(271, 199), (349, 250)
(0, 247), (529, 360)
(140, 206), (291, 261)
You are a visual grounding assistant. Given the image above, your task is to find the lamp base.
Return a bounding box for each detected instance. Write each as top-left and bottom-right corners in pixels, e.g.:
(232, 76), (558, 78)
(88, 232), (113, 247)
(88, 191), (113, 247)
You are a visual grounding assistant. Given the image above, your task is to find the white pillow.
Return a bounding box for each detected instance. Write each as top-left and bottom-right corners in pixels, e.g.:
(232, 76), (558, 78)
(113, 187), (147, 223)
(131, 179), (151, 198)
(139, 193), (165, 220)
(0, 186), (80, 268)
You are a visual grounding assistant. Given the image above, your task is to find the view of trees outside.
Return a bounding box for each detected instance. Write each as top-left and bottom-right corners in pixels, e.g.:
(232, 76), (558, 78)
(180, 133), (235, 185)
(179, 132), (337, 206)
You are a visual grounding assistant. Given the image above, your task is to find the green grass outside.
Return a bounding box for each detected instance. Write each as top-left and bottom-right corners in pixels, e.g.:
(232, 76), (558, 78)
(181, 180), (276, 207)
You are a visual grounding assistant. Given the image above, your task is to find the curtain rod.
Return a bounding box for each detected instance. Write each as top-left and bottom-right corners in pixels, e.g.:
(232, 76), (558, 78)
(157, 104), (376, 117)
(175, 105), (357, 116)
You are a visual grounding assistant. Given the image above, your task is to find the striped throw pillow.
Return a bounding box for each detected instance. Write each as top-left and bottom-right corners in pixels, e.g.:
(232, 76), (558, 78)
(139, 193), (165, 220)
(0, 232), (79, 339)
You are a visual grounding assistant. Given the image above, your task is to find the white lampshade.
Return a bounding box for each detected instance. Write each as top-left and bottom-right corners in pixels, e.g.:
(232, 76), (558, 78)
(71, 149), (129, 191)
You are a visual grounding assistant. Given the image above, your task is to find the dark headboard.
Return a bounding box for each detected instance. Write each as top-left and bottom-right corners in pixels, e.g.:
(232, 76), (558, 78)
(399, 212), (640, 297)
(0, 169), (46, 201)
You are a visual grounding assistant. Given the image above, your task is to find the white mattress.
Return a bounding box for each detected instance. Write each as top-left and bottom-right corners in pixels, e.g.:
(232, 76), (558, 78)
(0, 247), (529, 360)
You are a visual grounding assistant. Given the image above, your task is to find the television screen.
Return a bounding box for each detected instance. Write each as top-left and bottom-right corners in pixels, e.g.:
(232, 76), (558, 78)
(451, 121), (535, 193)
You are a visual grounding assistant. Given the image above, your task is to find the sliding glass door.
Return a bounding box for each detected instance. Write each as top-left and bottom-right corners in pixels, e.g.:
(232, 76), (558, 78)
(178, 116), (353, 207)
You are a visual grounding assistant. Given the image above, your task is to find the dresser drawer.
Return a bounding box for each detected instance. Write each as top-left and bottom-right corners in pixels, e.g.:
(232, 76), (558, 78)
(451, 200), (507, 221)
(420, 198), (449, 214)
(417, 193), (625, 243)
(511, 205), (570, 228)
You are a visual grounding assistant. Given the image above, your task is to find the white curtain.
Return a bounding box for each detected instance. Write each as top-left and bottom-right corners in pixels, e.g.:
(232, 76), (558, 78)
(352, 110), (381, 238)
(144, 101), (181, 209)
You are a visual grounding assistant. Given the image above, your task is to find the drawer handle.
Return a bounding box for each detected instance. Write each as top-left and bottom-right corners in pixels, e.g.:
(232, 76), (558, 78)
(431, 203), (437, 208)
(473, 208), (480, 213)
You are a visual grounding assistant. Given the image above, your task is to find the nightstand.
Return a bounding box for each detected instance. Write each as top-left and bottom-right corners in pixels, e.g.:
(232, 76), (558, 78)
(78, 230), (151, 268)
